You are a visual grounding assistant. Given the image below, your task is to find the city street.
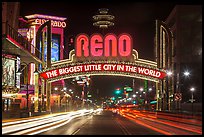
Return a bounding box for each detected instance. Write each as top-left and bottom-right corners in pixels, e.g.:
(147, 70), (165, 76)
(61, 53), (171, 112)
(2, 109), (202, 135)
(39, 110), (161, 135)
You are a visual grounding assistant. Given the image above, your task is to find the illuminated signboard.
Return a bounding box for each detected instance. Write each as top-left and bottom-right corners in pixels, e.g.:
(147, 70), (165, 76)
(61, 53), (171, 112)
(51, 37), (60, 62)
(18, 28), (29, 37)
(16, 57), (21, 88)
(40, 62), (166, 82)
(35, 18), (66, 28)
(2, 55), (16, 87)
(39, 33), (167, 83)
(40, 34), (60, 62)
(25, 14), (67, 28)
(75, 33), (132, 58)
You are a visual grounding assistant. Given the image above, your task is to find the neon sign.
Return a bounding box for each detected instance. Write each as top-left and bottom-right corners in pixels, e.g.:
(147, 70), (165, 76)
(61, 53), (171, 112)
(75, 33), (132, 57)
(38, 32), (167, 83)
(40, 63), (166, 81)
(35, 19), (66, 28)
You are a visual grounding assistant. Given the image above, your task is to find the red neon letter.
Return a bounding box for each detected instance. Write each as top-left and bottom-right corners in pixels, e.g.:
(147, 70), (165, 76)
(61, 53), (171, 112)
(90, 34), (103, 57)
(76, 34), (89, 57)
(104, 34), (117, 57)
(118, 34), (132, 57)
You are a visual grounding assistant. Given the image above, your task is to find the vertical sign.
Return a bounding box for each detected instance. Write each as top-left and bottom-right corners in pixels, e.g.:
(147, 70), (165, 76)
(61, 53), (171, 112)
(16, 57), (21, 88)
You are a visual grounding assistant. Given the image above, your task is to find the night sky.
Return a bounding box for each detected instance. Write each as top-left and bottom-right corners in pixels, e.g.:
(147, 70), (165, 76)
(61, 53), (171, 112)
(20, 2), (176, 98)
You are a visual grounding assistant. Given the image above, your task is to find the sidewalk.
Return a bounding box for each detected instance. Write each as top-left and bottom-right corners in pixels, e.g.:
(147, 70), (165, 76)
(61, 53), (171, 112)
(2, 111), (51, 121)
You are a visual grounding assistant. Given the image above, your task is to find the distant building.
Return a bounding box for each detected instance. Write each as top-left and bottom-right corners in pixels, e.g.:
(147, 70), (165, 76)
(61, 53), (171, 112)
(165, 5), (202, 104)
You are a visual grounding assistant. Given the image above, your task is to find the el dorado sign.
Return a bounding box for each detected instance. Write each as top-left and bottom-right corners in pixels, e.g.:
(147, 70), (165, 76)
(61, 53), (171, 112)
(39, 33), (167, 82)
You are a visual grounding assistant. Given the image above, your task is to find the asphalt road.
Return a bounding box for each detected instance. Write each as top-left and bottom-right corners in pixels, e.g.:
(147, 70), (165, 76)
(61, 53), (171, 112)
(39, 110), (162, 135)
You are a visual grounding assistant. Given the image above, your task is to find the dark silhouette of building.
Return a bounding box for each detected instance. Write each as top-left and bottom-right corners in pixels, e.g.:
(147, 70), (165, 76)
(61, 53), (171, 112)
(165, 5), (202, 107)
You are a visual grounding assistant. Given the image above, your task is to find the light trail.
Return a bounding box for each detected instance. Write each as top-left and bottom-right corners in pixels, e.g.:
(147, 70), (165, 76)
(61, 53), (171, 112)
(119, 109), (202, 135)
(2, 109), (101, 135)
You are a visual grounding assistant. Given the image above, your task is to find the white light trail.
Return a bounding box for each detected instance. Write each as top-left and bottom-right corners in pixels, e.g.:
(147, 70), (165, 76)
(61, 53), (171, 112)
(2, 109), (97, 135)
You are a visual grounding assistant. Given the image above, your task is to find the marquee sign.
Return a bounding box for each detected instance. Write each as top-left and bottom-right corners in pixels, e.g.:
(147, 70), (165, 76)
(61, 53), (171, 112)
(39, 33), (167, 82)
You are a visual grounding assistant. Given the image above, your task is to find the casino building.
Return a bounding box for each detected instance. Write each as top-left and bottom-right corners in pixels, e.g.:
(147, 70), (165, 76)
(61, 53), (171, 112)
(2, 2), (68, 115)
(2, 2), (21, 114)
(18, 14), (67, 93)
(18, 14), (67, 112)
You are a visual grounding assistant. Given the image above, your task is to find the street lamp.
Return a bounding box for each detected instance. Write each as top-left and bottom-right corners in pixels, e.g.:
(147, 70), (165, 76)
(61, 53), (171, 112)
(16, 62), (34, 117)
(190, 87), (195, 116)
(176, 70), (191, 111)
(139, 87), (144, 92)
(184, 71), (190, 77)
(54, 87), (58, 91)
(167, 71), (173, 76)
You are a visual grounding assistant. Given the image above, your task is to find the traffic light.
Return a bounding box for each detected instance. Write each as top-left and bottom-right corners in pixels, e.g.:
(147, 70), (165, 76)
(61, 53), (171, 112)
(111, 97), (115, 100)
(115, 88), (121, 94)
(133, 100), (137, 104)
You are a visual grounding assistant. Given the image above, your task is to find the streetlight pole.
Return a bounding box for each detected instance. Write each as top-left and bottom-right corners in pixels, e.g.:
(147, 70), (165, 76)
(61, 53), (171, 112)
(191, 91), (194, 113)
(182, 71), (190, 111)
(176, 70), (190, 111)
(190, 87), (195, 117)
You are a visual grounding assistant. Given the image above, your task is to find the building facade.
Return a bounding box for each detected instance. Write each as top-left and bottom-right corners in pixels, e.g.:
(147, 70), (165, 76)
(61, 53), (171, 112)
(18, 14), (67, 112)
(2, 2), (42, 117)
(19, 14), (67, 91)
(165, 5), (202, 110)
(2, 2), (69, 117)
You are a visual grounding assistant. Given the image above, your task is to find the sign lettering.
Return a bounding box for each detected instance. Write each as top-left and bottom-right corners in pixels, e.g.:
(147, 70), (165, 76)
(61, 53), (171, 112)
(76, 33), (132, 57)
(40, 63), (166, 80)
(35, 19), (66, 28)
